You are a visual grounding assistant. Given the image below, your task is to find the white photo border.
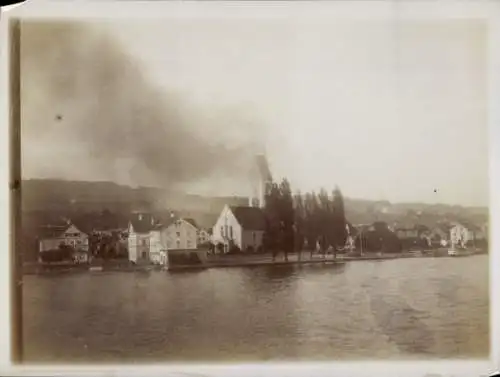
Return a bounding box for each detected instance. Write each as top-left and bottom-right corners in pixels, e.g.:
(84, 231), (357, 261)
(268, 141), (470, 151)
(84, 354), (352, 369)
(0, 1), (498, 376)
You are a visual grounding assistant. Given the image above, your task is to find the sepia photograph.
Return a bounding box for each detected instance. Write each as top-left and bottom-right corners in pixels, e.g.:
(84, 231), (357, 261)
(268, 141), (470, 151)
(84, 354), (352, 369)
(6, 1), (495, 369)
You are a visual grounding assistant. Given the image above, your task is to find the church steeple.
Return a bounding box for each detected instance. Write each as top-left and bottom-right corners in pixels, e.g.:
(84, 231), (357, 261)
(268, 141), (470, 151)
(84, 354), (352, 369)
(248, 154), (272, 208)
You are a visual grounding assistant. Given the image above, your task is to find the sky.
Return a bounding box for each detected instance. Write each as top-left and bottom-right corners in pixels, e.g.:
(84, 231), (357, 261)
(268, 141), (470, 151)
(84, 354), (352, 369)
(20, 18), (489, 207)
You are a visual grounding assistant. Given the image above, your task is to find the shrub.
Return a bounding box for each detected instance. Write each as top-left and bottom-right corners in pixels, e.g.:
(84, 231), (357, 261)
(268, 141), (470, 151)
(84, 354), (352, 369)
(227, 245), (242, 254)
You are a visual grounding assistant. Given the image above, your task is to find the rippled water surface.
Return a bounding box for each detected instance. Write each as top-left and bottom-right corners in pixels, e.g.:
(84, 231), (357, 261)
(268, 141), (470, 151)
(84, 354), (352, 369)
(23, 255), (489, 362)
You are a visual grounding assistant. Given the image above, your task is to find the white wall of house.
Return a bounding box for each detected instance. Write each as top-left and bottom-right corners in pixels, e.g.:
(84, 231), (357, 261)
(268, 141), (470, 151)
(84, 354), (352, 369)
(162, 219), (198, 250)
(62, 224), (89, 251)
(212, 205), (243, 251)
(450, 224), (474, 246)
(149, 229), (163, 264)
(127, 223), (151, 263)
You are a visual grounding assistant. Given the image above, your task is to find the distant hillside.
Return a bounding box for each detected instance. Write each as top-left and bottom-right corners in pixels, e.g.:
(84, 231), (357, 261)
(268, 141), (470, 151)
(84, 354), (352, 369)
(21, 179), (247, 214)
(17, 179), (488, 262)
(343, 198), (488, 227)
(20, 179), (488, 226)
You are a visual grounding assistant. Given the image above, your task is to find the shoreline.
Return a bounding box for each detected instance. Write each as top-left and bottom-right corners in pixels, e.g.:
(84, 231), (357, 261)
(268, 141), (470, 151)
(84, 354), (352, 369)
(22, 249), (487, 275)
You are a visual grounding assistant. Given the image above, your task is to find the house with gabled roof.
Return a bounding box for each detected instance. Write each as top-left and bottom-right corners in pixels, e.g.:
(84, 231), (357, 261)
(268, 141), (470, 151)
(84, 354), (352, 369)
(212, 205), (267, 253)
(128, 210), (204, 264)
(38, 220), (90, 263)
(448, 221), (483, 247)
(161, 217), (199, 251)
(128, 211), (162, 263)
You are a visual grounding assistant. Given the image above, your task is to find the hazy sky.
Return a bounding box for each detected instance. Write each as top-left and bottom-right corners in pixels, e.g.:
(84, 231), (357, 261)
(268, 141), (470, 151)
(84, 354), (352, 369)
(21, 18), (488, 206)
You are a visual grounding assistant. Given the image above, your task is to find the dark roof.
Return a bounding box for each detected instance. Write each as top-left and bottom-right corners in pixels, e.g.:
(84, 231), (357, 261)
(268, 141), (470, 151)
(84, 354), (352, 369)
(182, 218), (198, 229)
(454, 220), (481, 231)
(66, 211), (130, 234)
(38, 224), (70, 238)
(436, 223), (452, 233)
(129, 212), (156, 233)
(230, 206), (266, 231)
(38, 221), (89, 239)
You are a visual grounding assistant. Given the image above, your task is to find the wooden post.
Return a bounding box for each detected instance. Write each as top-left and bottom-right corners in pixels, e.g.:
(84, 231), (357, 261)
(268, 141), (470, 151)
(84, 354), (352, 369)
(10, 18), (23, 363)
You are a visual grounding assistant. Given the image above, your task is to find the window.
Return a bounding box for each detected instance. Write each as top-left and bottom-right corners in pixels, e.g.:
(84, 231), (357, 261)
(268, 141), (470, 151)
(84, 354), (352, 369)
(141, 251), (147, 259)
(176, 232), (181, 238)
(220, 226), (224, 236)
(230, 226), (233, 239)
(225, 225), (228, 237)
(176, 240), (181, 249)
(141, 239), (147, 246)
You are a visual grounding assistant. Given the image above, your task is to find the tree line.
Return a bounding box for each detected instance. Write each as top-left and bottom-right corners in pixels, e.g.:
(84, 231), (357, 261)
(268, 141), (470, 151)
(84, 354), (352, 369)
(263, 178), (348, 260)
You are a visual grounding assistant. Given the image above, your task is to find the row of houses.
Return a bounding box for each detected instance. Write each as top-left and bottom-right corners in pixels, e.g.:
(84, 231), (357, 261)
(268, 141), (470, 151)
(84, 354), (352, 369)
(36, 203), (265, 264)
(349, 220), (489, 253)
(34, 155), (490, 264)
(37, 201), (488, 265)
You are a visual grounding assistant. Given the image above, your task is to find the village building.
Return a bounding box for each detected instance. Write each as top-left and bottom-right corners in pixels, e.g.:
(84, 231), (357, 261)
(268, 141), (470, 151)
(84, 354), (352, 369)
(127, 211), (162, 264)
(353, 221), (401, 253)
(128, 210), (204, 265)
(393, 223), (431, 250)
(38, 221), (90, 263)
(210, 154), (272, 253)
(197, 228), (212, 246)
(343, 222), (358, 252)
(449, 221), (483, 247)
(212, 205), (267, 253)
(428, 225), (450, 247)
(161, 218), (199, 251)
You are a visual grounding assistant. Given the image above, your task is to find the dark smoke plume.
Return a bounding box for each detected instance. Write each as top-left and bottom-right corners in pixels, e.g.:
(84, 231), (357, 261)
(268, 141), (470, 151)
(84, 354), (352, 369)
(20, 21), (264, 191)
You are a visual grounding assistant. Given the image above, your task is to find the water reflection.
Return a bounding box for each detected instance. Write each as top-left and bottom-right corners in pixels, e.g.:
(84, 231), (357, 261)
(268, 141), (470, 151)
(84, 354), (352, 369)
(23, 255), (489, 362)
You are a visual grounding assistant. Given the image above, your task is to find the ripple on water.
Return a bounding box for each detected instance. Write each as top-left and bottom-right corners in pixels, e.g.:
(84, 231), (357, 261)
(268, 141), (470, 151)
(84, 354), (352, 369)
(22, 255), (489, 362)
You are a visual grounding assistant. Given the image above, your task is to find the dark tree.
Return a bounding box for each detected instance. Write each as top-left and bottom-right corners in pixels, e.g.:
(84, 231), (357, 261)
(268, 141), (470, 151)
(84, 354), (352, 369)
(279, 179), (295, 262)
(293, 191), (306, 260)
(330, 186), (347, 259)
(263, 182), (281, 260)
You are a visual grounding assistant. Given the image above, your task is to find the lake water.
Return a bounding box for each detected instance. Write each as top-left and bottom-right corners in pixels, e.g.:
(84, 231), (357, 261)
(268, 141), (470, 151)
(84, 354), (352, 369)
(22, 255), (489, 363)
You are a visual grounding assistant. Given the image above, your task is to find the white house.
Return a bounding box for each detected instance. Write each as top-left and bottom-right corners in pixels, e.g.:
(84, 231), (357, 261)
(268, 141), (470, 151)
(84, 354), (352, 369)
(449, 221), (485, 247)
(128, 212), (202, 265)
(212, 205), (266, 253)
(128, 212), (162, 263)
(38, 222), (90, 262)
(161, 218), (199, 251)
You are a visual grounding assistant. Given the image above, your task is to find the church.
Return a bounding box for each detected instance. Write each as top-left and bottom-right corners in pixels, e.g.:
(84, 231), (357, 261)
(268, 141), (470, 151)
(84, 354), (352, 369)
(211, 155), (272, 253)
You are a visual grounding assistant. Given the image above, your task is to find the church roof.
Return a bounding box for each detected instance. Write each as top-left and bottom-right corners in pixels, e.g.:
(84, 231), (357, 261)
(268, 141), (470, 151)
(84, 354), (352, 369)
(230, 206), (267, 231)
